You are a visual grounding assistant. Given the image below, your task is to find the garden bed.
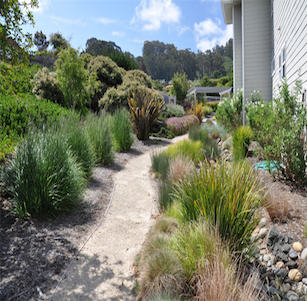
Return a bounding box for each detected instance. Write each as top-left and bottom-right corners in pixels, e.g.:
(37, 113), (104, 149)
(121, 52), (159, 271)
(0, 137), (171, 301)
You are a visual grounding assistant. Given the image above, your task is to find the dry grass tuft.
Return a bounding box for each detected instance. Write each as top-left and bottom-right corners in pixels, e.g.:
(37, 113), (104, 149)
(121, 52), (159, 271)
(168, 156), (194, 183)
(138, 247), (186, 300)
(194, 253), (262, 301)
(264, 186), (292, 222)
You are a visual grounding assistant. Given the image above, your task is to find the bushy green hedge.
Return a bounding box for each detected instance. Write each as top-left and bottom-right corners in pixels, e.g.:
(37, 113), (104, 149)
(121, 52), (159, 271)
(0, 94), (76, 161)
(0, 94), (76, 139)
(159, 104), (185, 122)
(0, 61), (40, 95)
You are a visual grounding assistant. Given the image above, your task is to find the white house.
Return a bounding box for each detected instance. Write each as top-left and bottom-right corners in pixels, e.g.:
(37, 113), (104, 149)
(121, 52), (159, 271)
(221, 0), (307, 101)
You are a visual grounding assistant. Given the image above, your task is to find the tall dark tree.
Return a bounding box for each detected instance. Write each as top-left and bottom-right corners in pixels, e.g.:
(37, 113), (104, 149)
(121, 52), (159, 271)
(33, 30), (49, 51)
(50, 32), (69, 51)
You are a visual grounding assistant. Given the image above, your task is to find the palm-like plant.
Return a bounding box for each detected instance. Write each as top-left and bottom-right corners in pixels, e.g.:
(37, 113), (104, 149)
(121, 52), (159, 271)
(128, 86), (165, 140)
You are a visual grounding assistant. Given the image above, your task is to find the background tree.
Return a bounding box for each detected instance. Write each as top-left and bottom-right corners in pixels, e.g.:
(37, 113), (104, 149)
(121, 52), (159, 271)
(84, 37), (138, 70)
(33, 30), (49, 52)
(171, 72), (190, 104)
(0, 0), (38, 61)
(50, 32), (69, 51)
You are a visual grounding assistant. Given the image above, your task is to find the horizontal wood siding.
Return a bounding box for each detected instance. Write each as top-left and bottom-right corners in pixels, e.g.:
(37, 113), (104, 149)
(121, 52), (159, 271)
(272, 0), (307, 96)
(243, 0), (273, 101)
(233, 4), (242, 93)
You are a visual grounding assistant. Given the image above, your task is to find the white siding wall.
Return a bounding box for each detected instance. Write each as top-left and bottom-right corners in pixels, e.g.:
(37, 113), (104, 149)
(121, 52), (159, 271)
(272, 0), (307, 96)
(242, 0), (273, 101)
(233, 4), (242, 93)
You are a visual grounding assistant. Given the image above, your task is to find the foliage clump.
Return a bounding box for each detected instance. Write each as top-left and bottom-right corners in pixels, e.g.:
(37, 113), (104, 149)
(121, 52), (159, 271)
(247, 81), (306, 185)
(85, 113), (114, 165)
(111, 108), (134, 152)
(165, 115), (199, 136)
(2, 130), (85, 218)
(129, 86), (165, 140)
(170, 72), (190, 105)
(232, 126), (253, 161)
(216, 92), (242, 132)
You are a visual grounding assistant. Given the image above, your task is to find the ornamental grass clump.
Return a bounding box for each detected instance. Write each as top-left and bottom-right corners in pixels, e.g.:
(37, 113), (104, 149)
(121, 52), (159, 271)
(165, 140), (205, 164)
(232, 126), (253, 161)
(128, 86), (164, 140)
(3, 130), (85, 218)
(61, 118), (95, 178)
(189, 103), (204, 123)
(112, 108), (134, 152)
(172, 160), (263, 254)
(151, 151), (171, 180)
(85, 113), (113, 165)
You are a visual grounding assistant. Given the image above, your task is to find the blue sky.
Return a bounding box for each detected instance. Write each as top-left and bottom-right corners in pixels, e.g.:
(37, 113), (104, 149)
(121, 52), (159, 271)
(28, 0), (233, 56)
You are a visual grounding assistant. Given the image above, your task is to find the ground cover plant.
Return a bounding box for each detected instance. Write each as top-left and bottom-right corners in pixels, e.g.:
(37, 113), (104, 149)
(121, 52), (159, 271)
(165, 115), (199, 136)
(2, 129), (85, 218)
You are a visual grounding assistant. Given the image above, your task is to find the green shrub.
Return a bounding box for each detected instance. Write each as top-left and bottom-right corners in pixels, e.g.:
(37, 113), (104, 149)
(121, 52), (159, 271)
(170, 72), (189, 105)
(0, 94), (75, 140)
(3, 130), (85, 218)
(32, 67), (64, 105)
(247, 81), (306, 185)
(202, 105), (213, 116)
(100, 70), (153, 112)
(158, 104), (185, 122)
(232, 126), (253, 161)
(165, 140), (205, 164)
(87, 55), (123, 112)
(0, 134), (16, 163)
(112, 108), (134, 151)
(206, 101), (219, 112)
(216, 93), (242, 132)
(56, 47), (90, 113)
(129, 86), (165, 140)
(151, 152), (170, 180)
(85, 113), (114, 165)
(60, 118), (95, 178)
(0, 61), (40, 95)
(172, 160), (262, 254)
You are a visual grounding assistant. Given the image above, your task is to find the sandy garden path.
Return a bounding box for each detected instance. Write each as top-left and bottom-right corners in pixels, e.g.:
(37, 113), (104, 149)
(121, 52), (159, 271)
(48, 135), (186, 301)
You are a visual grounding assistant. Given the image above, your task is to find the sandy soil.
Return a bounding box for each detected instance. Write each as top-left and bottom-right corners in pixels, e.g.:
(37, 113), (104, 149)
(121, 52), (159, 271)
(0, 137), (174, 301)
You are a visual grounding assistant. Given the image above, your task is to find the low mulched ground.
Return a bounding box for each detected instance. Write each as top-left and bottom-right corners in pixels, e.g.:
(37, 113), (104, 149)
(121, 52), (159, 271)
(0, 137), (171, 301)
(257, 168), (307, 246)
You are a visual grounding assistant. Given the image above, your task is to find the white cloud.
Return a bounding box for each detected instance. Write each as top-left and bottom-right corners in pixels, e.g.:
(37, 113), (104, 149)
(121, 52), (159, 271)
(194, 18), (233, 52)
(178, 25), (190, 36)
(50, 15), (85, 26)
(132, 0), (181, 31)
(96, 17), (117, 25)
(112, 31), (125, 37)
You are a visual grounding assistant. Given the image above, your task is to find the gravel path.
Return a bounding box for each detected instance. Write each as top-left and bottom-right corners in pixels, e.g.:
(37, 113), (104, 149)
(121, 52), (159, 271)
(48, 135), (187, 301)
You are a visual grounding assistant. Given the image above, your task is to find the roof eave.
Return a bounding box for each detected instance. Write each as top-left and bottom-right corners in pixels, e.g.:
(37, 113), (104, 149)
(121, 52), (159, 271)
(221, 0), (241, 24)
